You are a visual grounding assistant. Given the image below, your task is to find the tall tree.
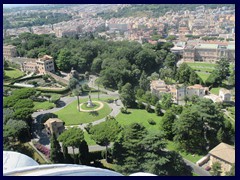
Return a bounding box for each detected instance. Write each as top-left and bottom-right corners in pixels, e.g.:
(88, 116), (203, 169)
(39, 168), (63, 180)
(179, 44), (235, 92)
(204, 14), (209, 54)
(161, 110), (176, 140)
(120, 83), (136, 108)
(139, 71), (150, 91)
(90, 117), (121, 162)
(113, 123), (148, 174)
(215, 58), (230, 82)
(155, 102), (162, 116)
(50, 133), (64, 163)
(173, 107), (206, 153)
(58, 127), (85, 164)
(160, 93), (173, 110)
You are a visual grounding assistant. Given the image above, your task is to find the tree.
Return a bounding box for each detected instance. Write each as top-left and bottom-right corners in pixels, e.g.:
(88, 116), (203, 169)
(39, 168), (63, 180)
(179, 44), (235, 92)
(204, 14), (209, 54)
(4, 60), (9, 69)
(4, 120), (30, 143)
(173, 107), (205, 153)
(211, 162), (222, 176)
(113, 123), (148, 174)
(139, 71), (150, 91)
(189, 70), (201, 85)
(90, 117), (121, 162)
(141, 132), (170, 175)
(58, 127), (85, 164)
(195, 99), (225, 149)
(73, 87), (82, 112)
(161, 110), (176, 140)
(145, 103), (152, 113)
(68, 77), (79, 90)
(164, 151), (192, 176)
(50, 133), (64, 163)
(176, 63), (191, 84)
(161, 93), (173, 110)
(164, 53), (177, 68)
(13, 99), (34, 110)
(13, 108), (33, 125)
(78, 140), (89, 165)
(155, 102), (162, 116)
(216, 58), (230, 82)
(120, 83), (136, 108)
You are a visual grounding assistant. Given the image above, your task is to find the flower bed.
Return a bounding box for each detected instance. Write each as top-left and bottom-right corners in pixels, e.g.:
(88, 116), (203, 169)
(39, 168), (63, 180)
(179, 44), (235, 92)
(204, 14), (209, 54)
(33, 142), (50, 159)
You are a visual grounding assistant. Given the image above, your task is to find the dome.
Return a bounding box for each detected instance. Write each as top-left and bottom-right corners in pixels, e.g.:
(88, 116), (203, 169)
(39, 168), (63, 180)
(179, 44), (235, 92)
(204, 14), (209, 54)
(3, 151), (39, 173)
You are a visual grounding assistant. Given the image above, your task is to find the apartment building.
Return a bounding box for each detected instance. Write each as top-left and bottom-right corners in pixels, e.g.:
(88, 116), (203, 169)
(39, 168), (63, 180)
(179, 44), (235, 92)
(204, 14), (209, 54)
(150, 79), (208, 103)
(183, 42), (235, 63)
(3, 45), (17, 59)
(22, 55), (55, 75)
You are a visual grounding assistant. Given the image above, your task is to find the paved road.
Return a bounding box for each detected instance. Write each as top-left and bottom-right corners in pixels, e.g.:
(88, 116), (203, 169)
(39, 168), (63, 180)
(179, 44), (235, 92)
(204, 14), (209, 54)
(184, 159), (211, 176)
(31, 75), (210, 176)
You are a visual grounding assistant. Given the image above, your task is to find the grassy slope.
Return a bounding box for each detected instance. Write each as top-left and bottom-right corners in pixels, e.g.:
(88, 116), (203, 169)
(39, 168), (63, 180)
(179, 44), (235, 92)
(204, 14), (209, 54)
(5, 68), (24, 79)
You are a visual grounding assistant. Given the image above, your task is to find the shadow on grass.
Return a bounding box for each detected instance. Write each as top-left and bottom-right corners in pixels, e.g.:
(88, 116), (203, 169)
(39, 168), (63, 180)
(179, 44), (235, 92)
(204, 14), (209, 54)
(89, 111), (99, 116)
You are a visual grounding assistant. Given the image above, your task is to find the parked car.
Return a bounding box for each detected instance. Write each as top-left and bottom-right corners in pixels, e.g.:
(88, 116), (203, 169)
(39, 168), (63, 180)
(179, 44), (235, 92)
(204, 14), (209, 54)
(205, 166), (211, 171)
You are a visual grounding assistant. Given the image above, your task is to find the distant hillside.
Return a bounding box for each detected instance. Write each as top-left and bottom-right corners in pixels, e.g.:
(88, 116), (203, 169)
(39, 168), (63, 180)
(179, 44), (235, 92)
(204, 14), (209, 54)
(97, 4), (235, 19)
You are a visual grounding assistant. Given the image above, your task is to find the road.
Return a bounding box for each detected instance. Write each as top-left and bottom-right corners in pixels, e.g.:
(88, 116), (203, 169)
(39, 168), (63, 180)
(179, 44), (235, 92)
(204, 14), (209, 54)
(184, 159), (211, 176)
(31, 75), (211, 176)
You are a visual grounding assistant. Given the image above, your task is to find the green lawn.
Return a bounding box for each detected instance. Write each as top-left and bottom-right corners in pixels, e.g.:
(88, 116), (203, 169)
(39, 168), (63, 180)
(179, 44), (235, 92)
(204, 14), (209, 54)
(186, 62), (216, 73)
(4, 68), (24, 79)
(115, 109), (162, 134)
(196, 72), (210, 82)
(210, 87), (221, 95)
(54, 98), (111, 125)
(167, 141), (203, 163)
(84, 131), (96, 146)
(33, 101), (55, 111)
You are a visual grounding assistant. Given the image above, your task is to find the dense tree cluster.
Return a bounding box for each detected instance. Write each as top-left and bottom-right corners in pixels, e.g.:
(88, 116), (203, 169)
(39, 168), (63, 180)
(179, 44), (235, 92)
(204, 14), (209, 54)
(4, 12), (72, 29)
(3, 88), (37, 150)
(113, 123), (192, 176)
(171, 99), (234, 154)
(4, 33), (178, 91)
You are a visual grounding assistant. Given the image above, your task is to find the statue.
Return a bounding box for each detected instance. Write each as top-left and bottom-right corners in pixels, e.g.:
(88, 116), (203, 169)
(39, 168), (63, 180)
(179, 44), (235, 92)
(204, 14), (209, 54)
(87, 91), (94, 107)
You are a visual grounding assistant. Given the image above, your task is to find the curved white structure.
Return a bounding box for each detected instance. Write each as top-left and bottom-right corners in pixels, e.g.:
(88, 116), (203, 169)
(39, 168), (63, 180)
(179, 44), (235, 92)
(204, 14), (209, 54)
(3, 151), (156, 176)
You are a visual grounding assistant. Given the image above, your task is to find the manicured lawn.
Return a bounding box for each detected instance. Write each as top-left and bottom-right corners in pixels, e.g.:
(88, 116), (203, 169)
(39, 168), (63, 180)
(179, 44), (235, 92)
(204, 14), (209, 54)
(84, 131), (96, 146)
(196, 72), (210, 82)
(54, 98), (111, 125)
(33, 101), (55, 111)
(166, 141), (203, 163)
(115, 108), (162, 134)
(5, 68), (24, 79)
(210, 87), (221, 95)
(186, 62), (216, 72)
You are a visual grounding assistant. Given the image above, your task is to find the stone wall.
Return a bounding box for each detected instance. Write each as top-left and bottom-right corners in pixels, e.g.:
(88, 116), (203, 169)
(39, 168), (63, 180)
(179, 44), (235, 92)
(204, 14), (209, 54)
(45, 71), (69, 86)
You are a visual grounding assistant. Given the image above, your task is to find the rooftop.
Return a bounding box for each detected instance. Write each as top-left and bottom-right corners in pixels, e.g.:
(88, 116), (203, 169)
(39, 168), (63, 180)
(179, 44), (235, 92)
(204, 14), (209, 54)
(209, 143), (235, 164)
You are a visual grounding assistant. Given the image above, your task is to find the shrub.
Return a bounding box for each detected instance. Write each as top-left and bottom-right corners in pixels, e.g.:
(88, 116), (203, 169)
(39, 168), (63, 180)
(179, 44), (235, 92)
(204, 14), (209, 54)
(145, 103), (153, 113)
(120, 107), (128, 114)
(106, 98), (114, 103)
(84, 123), (93, 134)
(147, 118), (156, 125)
(137, 101), (145, 109)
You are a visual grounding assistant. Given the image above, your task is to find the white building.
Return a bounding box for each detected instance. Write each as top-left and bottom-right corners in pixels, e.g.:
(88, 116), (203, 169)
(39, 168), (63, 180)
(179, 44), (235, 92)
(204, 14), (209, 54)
(219, 88), (231, 102)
